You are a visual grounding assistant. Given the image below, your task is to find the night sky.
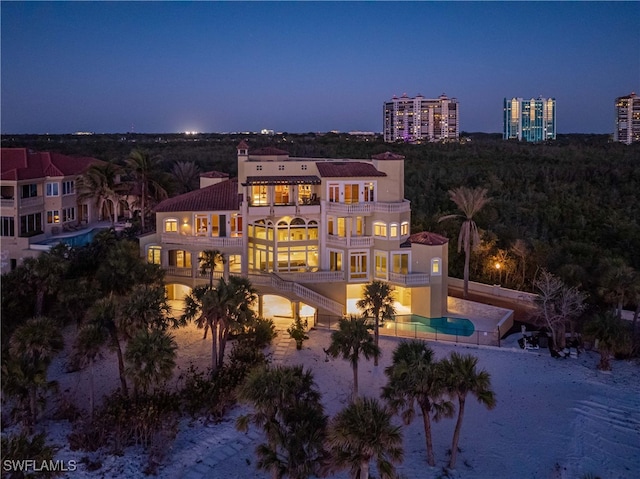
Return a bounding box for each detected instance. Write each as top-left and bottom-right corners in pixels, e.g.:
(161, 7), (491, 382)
(2, 2), (638, 135)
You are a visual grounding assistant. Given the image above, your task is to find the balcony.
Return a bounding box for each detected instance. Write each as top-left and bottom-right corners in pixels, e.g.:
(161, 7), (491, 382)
(388, 272), (430, 286)
(274, 270), (345, 284)
(19, 196), (44, 209)
(374, 200), (411, 213)
(1, 198), (15, 208)
(325, 202), (373, 215)
(161, 233), (243, 248)
(326, 235), (374, 248)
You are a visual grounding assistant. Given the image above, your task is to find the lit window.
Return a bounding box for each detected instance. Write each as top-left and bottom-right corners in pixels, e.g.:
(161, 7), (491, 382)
(330, 251), (343, 271)
(392, 253), (409, 275)
(251, 185), (268, 205)
(147, 246), (161, 264)
(164, 219), (178, 232)
(374, 222), (387, 237)
(195, 215), (208, 235)
(350, 251), (368, 280)
(390, 224), (398, 238)
(375, 251), (388, 279)
(47, 210), (60, 224)
(431, 258), (441, 276)
(401, 222), (409, 236)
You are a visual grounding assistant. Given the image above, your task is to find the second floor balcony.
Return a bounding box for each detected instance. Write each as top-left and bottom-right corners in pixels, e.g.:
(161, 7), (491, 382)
(160, 232), (243, 248)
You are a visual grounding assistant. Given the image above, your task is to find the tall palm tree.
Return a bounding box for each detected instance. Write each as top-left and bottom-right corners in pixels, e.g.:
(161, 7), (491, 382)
(72, 322), (107, 418)
(326, 397), (403, 479)
(217, 275), (257, 368)
(439, 186), (490, 299)
(125, 149), (169, 232)
(597, 257), (638, 319)
(584, 311), (631, 371)
(125, 328), (177, 396)
(237, 365), (327, 479)
(76, 162), (125, 225)
(326, 316), (380, 402)
(357, 280), (396, 366)
(20, 251), (67, 317)
(382, 340), (453, 466)
(199, 249), (226, 339)
(171, 160), (201, 194)
(85, 297), (129, 396)
(7, 317), (64, 431)
(440, 352), (496, 470)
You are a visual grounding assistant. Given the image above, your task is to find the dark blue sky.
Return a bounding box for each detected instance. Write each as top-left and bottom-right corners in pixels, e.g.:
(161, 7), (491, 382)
(2, 2), (638, 134)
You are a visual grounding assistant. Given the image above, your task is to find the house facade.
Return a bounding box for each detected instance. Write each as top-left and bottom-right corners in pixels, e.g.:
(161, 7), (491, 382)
(0, 148), (104, 273)
(140, 143), (449, 320)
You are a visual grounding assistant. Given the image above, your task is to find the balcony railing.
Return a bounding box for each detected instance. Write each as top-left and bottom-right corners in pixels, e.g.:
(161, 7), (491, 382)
(276, 271), (345, 284)
(374, 200), (411, 213)
(388, 272), (430, 286)
(326, 235), (374, 248)
(325, 202), (373, 215)
(1, 198), (15, 208)
(160, 233), (242, 248)
(19, 197), (44, 208)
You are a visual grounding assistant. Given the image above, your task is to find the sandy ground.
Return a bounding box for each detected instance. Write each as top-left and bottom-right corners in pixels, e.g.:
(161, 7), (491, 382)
(36, 322), (640, 479)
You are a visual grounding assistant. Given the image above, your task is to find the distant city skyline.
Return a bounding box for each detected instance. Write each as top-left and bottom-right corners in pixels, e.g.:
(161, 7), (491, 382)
(1, 2), (638, 135)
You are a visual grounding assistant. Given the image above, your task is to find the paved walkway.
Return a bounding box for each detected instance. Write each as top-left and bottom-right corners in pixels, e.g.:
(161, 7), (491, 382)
(163, 328), (296, 479)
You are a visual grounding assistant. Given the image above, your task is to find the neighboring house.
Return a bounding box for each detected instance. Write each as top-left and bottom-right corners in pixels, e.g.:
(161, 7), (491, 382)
(0, 148), (103, 273)
(140, 142), (449, 319)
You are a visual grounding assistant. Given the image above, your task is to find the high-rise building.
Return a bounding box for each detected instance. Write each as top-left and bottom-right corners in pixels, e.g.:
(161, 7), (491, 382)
(503, 97), (556, 142)
(383, 93), (459, 143)
(614, 92), (640, 144)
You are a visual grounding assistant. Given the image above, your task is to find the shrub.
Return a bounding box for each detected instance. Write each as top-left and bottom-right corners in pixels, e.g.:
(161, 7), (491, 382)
(1, 432), (59, 479)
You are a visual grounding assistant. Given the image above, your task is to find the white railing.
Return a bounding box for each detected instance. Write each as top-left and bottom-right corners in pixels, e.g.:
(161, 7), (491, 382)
(327, 235), (373, 248)
(324, 202), (374, 215)
(166, 267), (193, 278)
(250, 272), (344, 316)
(161, 233), (243, 248)
(277, 271), (345, 283)
(374, 200), (411, 213)
(388, 272), (430, 286)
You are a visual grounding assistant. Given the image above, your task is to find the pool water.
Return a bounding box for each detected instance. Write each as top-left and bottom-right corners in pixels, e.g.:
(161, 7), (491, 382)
(386, 314), (475, 337)
(38, 227), (106, 248)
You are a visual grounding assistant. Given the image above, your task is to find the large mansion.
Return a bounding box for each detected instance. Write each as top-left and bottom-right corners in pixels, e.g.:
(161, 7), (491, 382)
(0, 148), (105, 273)
(140, 143), (450, 320)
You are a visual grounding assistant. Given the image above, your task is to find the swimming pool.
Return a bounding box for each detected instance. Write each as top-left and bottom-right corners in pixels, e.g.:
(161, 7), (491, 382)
(385, 314), (475, 337)
(35, 227), (107, 249)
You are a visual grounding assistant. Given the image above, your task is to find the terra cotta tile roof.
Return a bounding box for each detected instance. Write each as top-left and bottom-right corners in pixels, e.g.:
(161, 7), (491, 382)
(315, 162), (386, 178)
(1, 148), (102, 181)
(155, 178), (240, 212)
(401, 231), (449, 247)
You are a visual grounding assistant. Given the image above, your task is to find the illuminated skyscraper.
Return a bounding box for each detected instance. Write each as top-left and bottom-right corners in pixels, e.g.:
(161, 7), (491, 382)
(614, 92), (640, 144)
(503, 97), (556, 142)
(383, 93), (459, 143)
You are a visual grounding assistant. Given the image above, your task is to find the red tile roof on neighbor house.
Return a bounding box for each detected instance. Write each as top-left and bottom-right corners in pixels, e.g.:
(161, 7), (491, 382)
(315, 161), (386, 178)
(371, 151), (405, 161)
(155, 178), (240, 213)
(249, 147), (289, 156)
(1, 148), (102, 181)
(401, 231), (449, 247)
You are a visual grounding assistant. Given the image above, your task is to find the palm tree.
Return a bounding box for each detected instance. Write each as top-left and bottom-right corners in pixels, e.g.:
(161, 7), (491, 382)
(382, 340), (453, 467)
(125, 328), (177, 396)
(326, 397), (403, 479)
(125, 149), (169, 232)
(357, 280), (396, 366)
(439, 186), (490, 299)
(597, 257), (638, 319)
(171, 160), (201, 194)
(217, 275), (257, 368)
(20, 251), (67, 317)
(237, 365), (327, 479)
(72, 322), (107, 418)
(326, 316), (380, 402)
(199, 249), (226, 339)
(76, 162), (125, 225)
(85, 297), (129, 396)
(7, 317), (64, 431)
(584, 311), (631, 371)
(440, 352), (496, 470)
